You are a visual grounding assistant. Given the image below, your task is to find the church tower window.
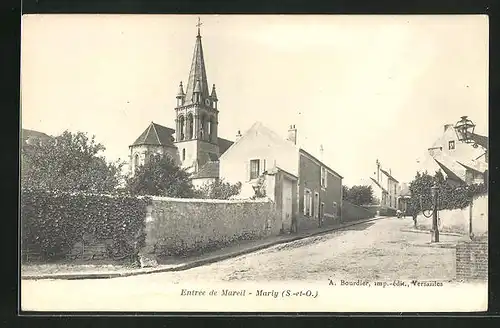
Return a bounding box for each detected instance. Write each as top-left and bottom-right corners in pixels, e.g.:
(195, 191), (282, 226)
(187, 114), (194, 139)
(178, 116), (185, 141)
(134, 154), (139, 169)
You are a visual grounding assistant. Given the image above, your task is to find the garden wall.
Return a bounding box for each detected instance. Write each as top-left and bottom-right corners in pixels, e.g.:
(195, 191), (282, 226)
(361, 205), (396, 217)
(145, 196), (281, 257)
(341, 201), (375, 222)
(416, 194), (488, 236)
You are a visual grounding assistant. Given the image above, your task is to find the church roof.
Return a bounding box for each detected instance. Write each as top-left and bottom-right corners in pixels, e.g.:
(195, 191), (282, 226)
(192, 161), (219, 179)
(218, 137), (233, 155)
(131, 122), (175, 147)
(183, 30), (210, 106)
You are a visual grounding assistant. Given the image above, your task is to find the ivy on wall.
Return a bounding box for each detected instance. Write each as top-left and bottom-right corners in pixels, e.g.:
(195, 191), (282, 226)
(406, 171), (487, 218)
(21, 189), (151, 261)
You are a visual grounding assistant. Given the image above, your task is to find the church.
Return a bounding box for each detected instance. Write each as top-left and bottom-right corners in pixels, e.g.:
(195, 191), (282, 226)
(128, 21), (234, 187)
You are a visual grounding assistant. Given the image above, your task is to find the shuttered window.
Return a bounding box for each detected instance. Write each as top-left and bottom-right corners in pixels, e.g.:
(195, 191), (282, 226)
(304, 189), (312, 216)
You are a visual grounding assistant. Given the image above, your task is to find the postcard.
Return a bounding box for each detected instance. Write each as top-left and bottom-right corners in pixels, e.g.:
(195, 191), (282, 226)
(20, 14), (488, 313)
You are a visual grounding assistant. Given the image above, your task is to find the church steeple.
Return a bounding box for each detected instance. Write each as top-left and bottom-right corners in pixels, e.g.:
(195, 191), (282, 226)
(183, 18), (210, 106)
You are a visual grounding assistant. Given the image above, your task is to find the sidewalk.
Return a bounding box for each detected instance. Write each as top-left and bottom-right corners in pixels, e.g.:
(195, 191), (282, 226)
(21, 216), (384, 280)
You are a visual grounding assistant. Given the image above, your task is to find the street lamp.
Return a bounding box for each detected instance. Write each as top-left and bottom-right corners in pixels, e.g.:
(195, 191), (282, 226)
(454, 115), (477, 146)
(420, 182), (440, 243)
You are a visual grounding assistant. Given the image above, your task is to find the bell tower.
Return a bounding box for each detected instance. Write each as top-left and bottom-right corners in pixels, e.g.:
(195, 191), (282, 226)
(174, 18), (220, 173)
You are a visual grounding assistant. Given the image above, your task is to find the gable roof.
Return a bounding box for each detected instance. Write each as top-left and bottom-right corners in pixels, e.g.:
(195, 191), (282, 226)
(192, 161), (219, 179)
(298, 148), (343, 179)
(434, 158), (465, 183)
(131, 122), (175, 147)
(370, 177), (388, 193)
(379, 168), (399, 183)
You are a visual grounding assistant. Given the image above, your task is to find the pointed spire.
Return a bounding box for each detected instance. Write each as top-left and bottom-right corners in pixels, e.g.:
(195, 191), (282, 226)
(183, 18), (210, 106)
(211, 84), (218, 100)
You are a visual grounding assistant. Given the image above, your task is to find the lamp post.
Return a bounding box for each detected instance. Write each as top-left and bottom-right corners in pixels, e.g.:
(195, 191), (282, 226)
(420, 182), (440, 243)
(430, 183), (439, 243)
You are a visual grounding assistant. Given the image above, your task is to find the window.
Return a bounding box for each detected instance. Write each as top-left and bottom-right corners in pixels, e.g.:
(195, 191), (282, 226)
(303, 189), (312, 216)
(250, 159), (260, 180)
(321, 167), (327, 188)
(448, 140), (455, 150)
(314, 192), (320, 218)
(134, 154), (139, 168)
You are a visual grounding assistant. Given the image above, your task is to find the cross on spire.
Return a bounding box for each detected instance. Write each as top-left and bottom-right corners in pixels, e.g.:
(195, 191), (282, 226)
(196, 17), (203, 36)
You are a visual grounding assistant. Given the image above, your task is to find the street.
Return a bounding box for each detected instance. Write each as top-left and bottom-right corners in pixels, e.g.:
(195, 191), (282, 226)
(22, 217), (474, 312)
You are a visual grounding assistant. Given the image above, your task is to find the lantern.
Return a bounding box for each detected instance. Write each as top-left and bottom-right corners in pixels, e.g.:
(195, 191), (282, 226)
(454, 115), (476, 144)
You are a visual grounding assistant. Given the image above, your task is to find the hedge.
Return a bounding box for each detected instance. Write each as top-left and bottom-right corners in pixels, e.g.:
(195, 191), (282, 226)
(407, 171), (487, 215)
(21, 189), (151, 261)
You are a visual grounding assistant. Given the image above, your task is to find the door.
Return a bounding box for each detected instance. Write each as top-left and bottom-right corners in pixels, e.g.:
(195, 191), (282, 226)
(281, 177), (293, 233)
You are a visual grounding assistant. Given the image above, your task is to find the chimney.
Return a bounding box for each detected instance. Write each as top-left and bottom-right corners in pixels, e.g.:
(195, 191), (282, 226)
(236, 130), (242, 140)
(376, 159), (380, 182)
(287, 125), (297, 145)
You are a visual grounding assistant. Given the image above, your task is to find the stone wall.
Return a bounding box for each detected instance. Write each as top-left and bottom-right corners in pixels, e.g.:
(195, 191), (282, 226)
(341, 201), (375, 222)
(416, 194), (488, 236)
(456, 237), (488, 281)
(146, 196), (281, 257)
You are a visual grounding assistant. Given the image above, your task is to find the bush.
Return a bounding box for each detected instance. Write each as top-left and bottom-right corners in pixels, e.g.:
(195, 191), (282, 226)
(126, 155), (197, 198)
(343, 185), (374, 205)
(197, 179), (242, 200)
(21, 189), (151, 261)
(407, 171), (487, 217)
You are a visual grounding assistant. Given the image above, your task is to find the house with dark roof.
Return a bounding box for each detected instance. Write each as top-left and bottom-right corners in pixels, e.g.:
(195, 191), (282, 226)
(128, 24), (234, 186)
(219, 122), (343, 234)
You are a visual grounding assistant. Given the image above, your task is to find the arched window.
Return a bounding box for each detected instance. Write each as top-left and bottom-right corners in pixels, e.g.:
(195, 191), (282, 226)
(134, 154), (139, 168)
(178, 116), (185, 140)
(187, 114), (194, 139)
(182, 148), (186, 161)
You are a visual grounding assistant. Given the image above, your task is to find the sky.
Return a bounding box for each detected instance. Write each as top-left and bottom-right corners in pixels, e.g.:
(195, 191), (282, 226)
(21, 15), (488, 186)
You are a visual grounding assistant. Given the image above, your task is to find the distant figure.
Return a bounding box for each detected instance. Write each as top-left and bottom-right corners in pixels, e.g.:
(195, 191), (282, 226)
(396, 209), (403, 218)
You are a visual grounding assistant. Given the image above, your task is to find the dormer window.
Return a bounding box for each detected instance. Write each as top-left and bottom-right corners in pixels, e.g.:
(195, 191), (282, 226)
(448, 140), (455, 150)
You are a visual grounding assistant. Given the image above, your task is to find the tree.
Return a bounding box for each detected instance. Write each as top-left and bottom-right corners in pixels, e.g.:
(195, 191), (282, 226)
(197, 179), (242, 200)
(126, 155), (197, 198)
(250, 175), (267, 200)
(21, 131), (124, 193)
(342, 185), (374, 205)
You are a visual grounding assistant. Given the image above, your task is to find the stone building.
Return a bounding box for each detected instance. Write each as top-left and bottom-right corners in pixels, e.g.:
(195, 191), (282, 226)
(129, 23), (233, 185)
